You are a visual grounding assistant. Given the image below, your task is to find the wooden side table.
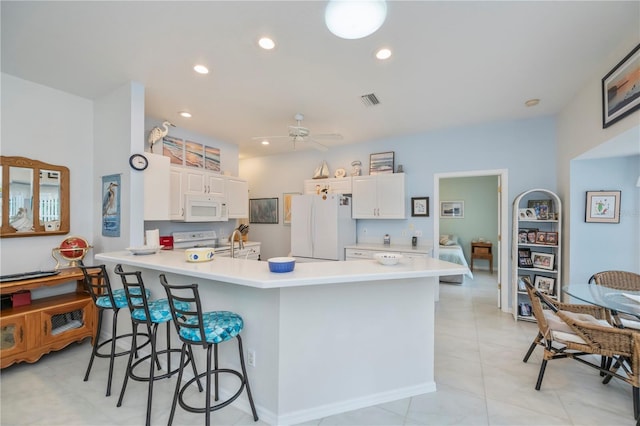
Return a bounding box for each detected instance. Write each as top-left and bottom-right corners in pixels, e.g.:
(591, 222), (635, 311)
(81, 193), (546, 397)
(471, 242), (493, 273)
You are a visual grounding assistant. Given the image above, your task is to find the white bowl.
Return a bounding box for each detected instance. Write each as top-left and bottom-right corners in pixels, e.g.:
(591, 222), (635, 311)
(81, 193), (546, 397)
(185, 247), (215, 262)
(374, 252), (402, 265)
(268, 257), (296, 273)
(127, 246), (163, 255)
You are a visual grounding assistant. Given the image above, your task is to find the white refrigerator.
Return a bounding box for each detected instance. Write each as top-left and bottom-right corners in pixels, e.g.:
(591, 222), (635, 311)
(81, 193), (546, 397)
(290, 194), (356, 261)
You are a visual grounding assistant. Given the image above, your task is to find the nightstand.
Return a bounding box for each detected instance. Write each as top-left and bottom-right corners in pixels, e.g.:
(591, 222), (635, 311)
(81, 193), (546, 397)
(471, 242), (493, 273)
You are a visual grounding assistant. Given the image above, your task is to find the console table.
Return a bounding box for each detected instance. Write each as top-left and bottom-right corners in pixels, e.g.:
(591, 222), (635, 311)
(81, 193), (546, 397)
(0, 268), (96, 368)
(471, 241), (493, 273)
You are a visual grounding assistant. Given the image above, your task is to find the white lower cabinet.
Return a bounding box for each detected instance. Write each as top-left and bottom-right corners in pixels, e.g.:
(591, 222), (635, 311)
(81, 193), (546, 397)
(352, 174), (406, 219)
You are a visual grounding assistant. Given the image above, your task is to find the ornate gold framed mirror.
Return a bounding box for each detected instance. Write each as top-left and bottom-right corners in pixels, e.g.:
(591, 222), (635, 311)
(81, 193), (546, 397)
(0, 156), (70, 237)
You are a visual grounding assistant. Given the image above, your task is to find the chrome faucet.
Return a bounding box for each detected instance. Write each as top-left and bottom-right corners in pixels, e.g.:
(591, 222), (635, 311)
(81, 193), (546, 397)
(230, 229), (244, 258)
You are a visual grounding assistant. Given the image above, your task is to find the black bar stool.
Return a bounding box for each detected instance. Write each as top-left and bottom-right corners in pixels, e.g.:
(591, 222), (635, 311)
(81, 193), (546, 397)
(79, 265), (151, 397)
(114, 264), (201, 426)
(160, 274), (258, 426)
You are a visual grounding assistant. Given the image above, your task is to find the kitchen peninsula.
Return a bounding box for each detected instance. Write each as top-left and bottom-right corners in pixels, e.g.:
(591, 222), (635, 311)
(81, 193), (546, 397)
(95, 250), (467, 425)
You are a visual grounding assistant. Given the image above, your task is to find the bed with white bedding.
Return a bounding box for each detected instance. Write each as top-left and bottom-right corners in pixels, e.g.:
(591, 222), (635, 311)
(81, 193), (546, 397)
(438, 235), (473, 283)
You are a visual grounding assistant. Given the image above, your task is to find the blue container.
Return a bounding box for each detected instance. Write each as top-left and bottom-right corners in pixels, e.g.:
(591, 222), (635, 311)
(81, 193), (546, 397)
(268, 257), (296, 273)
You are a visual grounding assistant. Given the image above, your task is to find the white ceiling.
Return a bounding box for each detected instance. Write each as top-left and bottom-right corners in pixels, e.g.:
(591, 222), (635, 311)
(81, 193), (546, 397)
(2, 1), (639, 159)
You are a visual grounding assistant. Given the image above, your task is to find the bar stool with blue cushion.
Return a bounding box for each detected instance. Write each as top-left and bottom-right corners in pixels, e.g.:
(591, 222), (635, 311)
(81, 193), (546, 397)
(114, 264), (201, 426)
(79, 265), (151, 397)
(160, 274), (258, 426)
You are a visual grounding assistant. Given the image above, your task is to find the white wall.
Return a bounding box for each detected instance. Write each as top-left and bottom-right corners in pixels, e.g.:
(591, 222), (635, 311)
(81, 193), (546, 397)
(557, 34), (640, 282)
(569, 155), (640, 283)
(241, 116), (556, 263)
(1, 73), (93, 274)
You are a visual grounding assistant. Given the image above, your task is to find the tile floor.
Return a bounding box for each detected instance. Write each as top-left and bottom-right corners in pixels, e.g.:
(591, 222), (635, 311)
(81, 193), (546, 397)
(1, 271), (635, 425)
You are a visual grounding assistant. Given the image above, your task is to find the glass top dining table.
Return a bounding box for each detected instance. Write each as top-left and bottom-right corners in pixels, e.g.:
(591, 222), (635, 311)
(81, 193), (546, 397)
(563, 283), (640, 320)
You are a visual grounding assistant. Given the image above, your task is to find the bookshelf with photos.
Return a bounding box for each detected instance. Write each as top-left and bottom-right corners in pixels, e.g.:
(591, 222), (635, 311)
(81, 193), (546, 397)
(512, 189), (562, 322)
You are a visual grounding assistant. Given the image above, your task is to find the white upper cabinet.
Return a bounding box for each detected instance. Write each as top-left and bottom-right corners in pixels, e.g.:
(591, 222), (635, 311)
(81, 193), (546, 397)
(183, 168), (225, 196)
(144, 154), (171, 221)
(225, 177), (249, 219)
(352, 173), (406, 219)
(169, 167), (186, 220)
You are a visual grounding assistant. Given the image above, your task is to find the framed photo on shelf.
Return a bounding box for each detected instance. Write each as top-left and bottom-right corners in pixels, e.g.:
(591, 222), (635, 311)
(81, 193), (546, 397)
(534, 275), (556, 295)
(585, 190), (621, 223)
(602, 43), (640, 128)
(527, 200), (552, 220)
(518, 230), (528, 244)
(440, 201), (464, 218)
(411, 197), (429, 217)
(249, 198), (279, 224)
(369, 151), (394, 175)
(526, 230), (538, 244)
(535, 231), (547, 244)
(545, 232), (558, 245)
(518, 275), (532, 292)
(518, 248), (533, 268)
(532, 252), (554, 270)
(518, 303), (532, 317)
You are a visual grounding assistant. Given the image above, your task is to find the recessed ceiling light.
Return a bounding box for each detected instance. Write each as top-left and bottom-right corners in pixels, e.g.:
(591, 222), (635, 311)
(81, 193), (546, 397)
(179, 111), (192, 118)
(525, 98), (540, 107)
(376, 48), (392, 60)
(258, 37), (275, 50)
(261, 140), (270, 145)
(325, 0), (387, 40)
(193, 64), (209, 74)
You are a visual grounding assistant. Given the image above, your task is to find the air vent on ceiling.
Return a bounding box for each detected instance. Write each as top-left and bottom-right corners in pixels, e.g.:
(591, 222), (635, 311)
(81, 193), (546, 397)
(360, 93), (380, 107)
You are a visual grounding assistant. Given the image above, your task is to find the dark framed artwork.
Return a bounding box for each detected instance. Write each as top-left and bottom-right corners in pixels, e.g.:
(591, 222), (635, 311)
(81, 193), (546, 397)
(369, 151), (394, 175)
(585, 190), (621, 223)
(602, 43), (640, 128)
(249, 198), (279, 224)
(411, 197), (429, 217)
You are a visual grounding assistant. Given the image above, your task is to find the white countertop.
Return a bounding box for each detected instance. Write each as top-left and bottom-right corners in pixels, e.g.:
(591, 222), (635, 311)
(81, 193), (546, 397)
(345, 242), (433, 254)
(95, 249), (466, 289)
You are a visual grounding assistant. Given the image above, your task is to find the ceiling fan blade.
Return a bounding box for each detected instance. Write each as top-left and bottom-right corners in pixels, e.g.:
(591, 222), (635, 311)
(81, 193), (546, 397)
(251, 135), (290, 140)
(308, 138), (328, 151)
(312, 133), (343, 140)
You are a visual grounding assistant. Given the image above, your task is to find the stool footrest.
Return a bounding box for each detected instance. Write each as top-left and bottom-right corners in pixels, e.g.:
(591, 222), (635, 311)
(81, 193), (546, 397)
(178, 369), (246, 414)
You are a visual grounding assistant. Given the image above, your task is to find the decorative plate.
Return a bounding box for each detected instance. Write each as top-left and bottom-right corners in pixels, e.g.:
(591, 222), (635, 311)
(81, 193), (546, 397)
(334, 168), (346, 178)
(127, 246), (163, 255)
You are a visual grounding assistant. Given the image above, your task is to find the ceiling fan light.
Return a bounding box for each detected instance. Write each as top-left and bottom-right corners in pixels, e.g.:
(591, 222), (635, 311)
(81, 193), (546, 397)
(325, 0), (387, 40)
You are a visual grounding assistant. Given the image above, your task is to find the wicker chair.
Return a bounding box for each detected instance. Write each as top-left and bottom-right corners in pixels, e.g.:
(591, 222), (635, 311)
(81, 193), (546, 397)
(589, 270), (640, 330)
(524, 281), (640, 421)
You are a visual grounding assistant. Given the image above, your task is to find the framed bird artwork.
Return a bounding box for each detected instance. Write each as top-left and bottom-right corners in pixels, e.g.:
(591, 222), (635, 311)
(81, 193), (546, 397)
(101, 174), (121, 237)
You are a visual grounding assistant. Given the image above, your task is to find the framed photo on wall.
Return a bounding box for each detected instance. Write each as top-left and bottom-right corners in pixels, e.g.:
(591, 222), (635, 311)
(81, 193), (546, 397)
(440, 201), (464, 218)
(249, 198), (279, 224)
(411, 197), (429, 217)
(602, 43), (640, 128)
(585, 190), (621, 223)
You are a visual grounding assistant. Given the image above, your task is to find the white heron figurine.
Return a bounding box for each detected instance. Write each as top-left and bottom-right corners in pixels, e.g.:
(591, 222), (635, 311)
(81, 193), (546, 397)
(147, 120), (175, 150)
(102, 182), (119, 216)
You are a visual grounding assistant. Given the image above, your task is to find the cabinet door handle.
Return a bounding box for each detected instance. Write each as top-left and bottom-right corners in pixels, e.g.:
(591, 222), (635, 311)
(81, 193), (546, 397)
(19, 326), (24, 343)
(44, 322), (48, 335)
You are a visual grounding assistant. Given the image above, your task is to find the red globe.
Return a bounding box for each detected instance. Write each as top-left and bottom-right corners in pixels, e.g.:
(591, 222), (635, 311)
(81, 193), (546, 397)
(58, 236), (90, 261)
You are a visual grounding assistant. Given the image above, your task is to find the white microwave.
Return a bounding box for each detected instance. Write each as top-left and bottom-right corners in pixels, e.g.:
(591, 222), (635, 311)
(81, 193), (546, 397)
(181, 194), (228, 222)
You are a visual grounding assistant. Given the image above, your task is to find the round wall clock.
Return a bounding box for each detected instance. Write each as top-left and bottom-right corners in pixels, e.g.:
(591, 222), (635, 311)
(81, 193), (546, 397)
(129, 154), (149, 171)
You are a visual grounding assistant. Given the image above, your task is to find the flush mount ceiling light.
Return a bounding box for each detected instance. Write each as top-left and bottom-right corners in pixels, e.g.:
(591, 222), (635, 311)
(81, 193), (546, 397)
(525, 98), (540, 107)
(375, 48), (392, 60)
(325, 0), (387, 40)
(258, 37), (275, 50)
(179, 111), (192, 118)
(261, 140), (270, 145)
(193, 64), (209, 74)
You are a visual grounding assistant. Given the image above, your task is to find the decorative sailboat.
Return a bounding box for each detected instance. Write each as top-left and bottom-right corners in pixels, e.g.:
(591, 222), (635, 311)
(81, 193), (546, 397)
(313, 161), (330, 179)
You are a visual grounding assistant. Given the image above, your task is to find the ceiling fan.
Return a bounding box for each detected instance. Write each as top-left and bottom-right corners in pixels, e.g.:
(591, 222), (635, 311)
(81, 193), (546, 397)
(252, 113), (342, 151)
